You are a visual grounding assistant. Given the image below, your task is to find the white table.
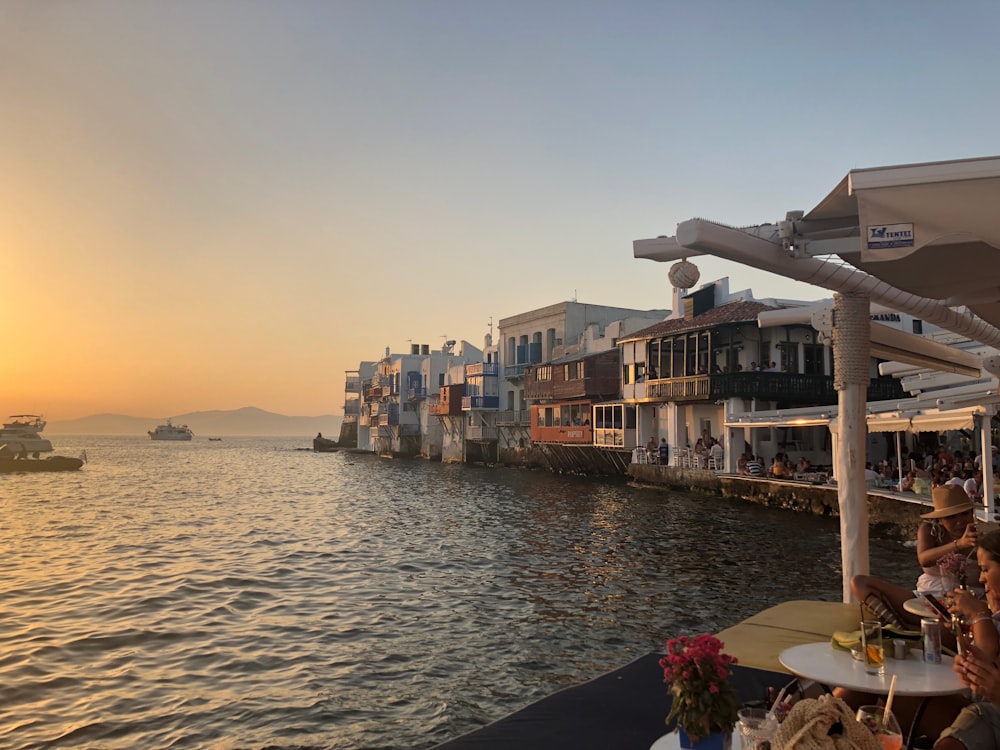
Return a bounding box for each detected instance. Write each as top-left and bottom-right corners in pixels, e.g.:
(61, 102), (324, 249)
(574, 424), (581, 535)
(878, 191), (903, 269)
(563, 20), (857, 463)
(650, 729), (738, 750)
(778, 642), (965, 696)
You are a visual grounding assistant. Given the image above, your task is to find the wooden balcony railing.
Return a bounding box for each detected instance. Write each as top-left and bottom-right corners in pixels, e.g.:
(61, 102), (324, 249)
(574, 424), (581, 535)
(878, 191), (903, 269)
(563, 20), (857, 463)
(642, 372), (902, 405)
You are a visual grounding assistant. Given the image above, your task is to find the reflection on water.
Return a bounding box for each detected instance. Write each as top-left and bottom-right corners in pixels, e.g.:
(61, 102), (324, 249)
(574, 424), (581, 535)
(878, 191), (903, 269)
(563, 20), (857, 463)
(0, 437), (916, 749)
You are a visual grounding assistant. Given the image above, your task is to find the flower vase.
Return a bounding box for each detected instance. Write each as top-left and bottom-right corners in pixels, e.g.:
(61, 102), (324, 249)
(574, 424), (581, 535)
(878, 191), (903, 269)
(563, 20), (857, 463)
(678, 725), (732, 750)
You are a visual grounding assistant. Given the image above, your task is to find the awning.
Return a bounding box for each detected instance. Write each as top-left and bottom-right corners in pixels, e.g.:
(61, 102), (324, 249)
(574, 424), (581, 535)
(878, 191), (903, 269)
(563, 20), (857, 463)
(826, 406), (984, 434)
(828, 414), (911, 435)
(803, 156), (1000, 329)
(910, 408), (983, 433)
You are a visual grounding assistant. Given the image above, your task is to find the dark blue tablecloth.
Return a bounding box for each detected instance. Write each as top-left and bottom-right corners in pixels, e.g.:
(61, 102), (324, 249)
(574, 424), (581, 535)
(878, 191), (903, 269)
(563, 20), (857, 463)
(431, 653), (792, 750)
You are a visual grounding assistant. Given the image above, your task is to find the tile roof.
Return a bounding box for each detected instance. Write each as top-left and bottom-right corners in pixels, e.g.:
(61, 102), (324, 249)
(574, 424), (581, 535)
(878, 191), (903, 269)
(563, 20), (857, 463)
(621, 300), (782, 340)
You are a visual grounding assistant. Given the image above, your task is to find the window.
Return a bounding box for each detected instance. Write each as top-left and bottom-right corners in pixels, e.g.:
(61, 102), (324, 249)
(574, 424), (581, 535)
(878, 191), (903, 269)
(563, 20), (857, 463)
(778, 342), (799, 374)
(536, 366), (551, 381)
(802, 344), (825, 376)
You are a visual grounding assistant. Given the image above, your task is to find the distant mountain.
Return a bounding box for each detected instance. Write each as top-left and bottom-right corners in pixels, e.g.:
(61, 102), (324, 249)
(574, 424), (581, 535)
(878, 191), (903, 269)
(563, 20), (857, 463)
(47, 407), (342, 437)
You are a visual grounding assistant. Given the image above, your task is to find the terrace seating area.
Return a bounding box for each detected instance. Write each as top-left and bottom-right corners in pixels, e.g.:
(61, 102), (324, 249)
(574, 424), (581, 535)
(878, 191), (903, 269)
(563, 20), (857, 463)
(431, 600), (861, 750)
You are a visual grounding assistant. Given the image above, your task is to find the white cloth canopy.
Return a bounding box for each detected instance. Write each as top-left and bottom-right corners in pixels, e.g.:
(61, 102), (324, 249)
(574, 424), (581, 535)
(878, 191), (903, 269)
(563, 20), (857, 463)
(827, 406), (983, 435)
(803, 156), (1000, 329)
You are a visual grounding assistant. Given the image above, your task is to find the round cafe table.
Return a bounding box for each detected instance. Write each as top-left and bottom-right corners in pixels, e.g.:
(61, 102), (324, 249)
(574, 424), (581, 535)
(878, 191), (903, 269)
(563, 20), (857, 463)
(650, 729), (738, 750)
(778, 642), (965, 696)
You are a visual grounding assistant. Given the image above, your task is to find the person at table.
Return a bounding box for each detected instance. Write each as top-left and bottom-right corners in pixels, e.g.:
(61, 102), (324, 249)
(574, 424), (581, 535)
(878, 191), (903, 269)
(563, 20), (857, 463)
(932, 529), (1000, 749)
(851, 485), (981, 628)
(693, 437), (708, 467)
(840, 529), (1000, 744)
(745, 454), (764, 477)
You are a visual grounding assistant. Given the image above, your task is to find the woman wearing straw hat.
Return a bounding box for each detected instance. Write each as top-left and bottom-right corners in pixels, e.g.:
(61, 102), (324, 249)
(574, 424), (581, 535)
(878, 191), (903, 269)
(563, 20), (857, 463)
(852, 485), (981, 629)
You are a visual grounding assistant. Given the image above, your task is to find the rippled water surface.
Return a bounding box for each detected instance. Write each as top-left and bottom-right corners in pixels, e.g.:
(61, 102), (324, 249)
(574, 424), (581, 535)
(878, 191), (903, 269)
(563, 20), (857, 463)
(0, 437), (917, 749)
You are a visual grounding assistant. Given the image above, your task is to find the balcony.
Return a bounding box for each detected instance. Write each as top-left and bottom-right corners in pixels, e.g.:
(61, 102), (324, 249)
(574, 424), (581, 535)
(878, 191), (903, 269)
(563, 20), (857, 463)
(344, 379), (361, 393)
(526, 374), (620, 401)
(467, 362), (499, 376)
(641, 372), (905, 406)
(408, 387), (428, 401)
(496, 409), (530, 425)
(504, 363), (528, 379)
(466, 425), (498, 441)
(462, 395), (499, 410)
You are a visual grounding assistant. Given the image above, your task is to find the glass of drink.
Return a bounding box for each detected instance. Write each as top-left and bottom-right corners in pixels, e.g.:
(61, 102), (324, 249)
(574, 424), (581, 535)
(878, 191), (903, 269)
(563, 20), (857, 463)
(737, 707), (778, 750)
(856, 705), (903, 750)
(860, 619), (885, 675)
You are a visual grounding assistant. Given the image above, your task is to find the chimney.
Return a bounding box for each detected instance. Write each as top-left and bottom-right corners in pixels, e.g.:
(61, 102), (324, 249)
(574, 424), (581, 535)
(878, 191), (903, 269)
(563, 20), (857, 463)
(411, 344), (420, 355)
(421, 344), (429, 355)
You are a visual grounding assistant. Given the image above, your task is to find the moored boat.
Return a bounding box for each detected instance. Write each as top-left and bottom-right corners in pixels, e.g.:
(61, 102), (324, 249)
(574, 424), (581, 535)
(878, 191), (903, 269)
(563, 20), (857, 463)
(0, 414), (53, 454)
(0, 454), (84, 473)
(148, 419), (194, 441)
(313, 433), (338, 452)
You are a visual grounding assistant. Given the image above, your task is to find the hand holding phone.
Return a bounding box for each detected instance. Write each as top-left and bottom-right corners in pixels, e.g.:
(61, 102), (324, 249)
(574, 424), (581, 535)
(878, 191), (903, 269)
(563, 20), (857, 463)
(922, 592), (952, 619)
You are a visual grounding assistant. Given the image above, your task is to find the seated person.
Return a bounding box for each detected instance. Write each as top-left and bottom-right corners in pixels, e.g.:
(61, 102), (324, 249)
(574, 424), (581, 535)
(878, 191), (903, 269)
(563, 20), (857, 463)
(708, 438), (724, 465)
(842, 529), (1000, 745)
(927, 529), (1000, 748)
(745, 455), (764, 477)
(899, 470), (916, 492)
(736, 452), (748, 475)
(852, 485), (981, 629)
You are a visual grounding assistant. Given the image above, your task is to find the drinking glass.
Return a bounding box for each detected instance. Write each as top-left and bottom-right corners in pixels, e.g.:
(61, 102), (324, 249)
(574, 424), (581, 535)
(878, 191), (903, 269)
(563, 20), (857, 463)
(856, 705), (903, 750)
(860, 619), (885, 675)
(737, 707), (778, 750)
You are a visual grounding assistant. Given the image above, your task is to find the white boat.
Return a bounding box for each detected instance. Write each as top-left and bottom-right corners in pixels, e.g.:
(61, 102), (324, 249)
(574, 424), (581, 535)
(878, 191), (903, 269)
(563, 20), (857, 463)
(0, 415), (53, 454)
(148, 419), (194, 441)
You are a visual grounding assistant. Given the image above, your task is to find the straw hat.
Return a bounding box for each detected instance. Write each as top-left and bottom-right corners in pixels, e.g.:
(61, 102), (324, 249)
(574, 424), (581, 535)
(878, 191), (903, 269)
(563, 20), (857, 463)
(920, 484), (975, 519)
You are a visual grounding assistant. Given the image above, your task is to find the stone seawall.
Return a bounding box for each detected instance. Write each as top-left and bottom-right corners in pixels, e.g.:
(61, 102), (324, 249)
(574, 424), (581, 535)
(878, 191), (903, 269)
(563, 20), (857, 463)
(628, 465), (930, 541)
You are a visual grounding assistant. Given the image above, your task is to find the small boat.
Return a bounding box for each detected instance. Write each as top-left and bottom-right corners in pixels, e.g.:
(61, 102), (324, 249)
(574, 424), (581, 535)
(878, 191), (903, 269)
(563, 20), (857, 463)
(0, 451), (84, 473)
(208, 437), (223, 441)
(148, 419), (194, 441)
(313, 433), (338, 452)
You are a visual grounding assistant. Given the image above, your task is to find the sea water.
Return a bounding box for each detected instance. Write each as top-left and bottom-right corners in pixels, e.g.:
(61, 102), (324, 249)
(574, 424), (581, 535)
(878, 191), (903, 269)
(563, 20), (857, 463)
(0, 436), (916, 750)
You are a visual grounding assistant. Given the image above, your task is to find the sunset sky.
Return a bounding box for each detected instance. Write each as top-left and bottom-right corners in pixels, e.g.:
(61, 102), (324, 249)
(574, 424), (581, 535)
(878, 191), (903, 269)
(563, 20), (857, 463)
(4, 1), (1000, 420)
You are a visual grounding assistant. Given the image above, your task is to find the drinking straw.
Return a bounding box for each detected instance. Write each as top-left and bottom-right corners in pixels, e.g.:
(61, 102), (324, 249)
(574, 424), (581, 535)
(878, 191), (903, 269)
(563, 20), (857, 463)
(884, 673), (898, 724)
(767, 683), (791, 720)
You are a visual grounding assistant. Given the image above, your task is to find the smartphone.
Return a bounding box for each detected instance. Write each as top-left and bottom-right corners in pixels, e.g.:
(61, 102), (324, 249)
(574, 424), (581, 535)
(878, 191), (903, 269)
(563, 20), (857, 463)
(922, 593), (952, 619)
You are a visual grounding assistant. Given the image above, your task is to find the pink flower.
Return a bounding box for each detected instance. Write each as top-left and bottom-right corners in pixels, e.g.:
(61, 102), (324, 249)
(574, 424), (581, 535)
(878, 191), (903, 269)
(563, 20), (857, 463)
(661, 633), (740, 743)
